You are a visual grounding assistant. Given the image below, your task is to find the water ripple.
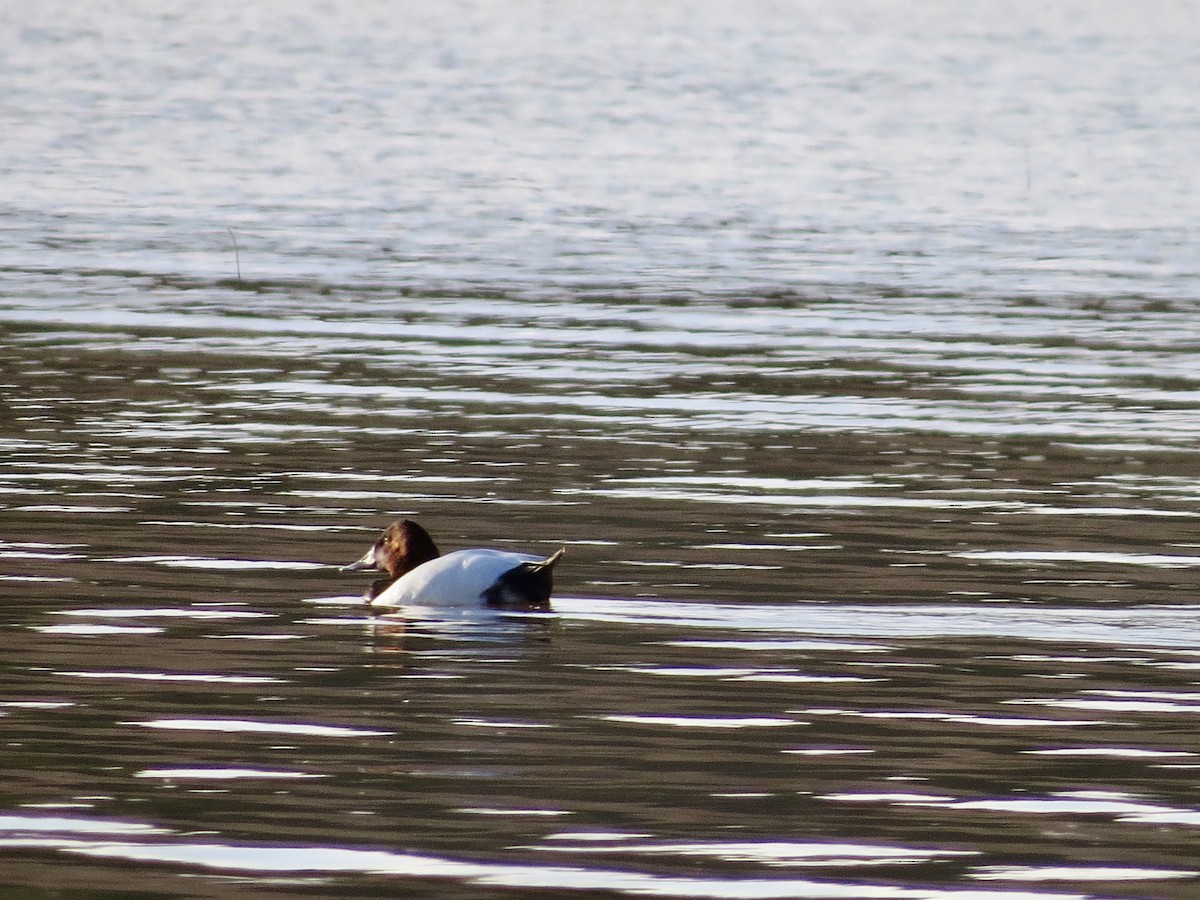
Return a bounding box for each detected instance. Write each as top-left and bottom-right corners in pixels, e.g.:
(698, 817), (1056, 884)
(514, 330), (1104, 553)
(0, 832), (1087, 900)
(130, 719), (393, 738)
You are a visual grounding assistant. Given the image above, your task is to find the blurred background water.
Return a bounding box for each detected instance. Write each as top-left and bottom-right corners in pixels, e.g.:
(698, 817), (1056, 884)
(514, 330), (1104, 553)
(3, 2), (1200, 898)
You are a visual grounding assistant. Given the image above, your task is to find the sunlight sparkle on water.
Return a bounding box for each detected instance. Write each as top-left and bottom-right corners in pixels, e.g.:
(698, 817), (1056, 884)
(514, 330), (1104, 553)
(135, 768), (323, 780)
(130, 719), (393, 738)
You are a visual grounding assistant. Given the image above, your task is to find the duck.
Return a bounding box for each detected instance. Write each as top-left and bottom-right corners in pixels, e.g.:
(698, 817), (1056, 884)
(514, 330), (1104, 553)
(341, 519), (565, 610)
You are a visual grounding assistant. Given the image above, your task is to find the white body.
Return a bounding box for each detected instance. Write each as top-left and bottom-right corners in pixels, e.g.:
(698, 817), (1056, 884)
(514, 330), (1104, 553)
(371, 549), (542, 608)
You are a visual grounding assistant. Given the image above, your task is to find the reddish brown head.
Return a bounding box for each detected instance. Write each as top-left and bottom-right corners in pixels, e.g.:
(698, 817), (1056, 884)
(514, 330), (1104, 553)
(341, 519), (441, 578)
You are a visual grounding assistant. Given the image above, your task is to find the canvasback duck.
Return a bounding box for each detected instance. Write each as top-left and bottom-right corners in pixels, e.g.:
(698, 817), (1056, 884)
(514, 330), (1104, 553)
(341, 519), (564, 610)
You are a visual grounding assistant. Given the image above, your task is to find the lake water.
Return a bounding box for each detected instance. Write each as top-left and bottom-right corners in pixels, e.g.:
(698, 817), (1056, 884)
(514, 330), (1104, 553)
(4, 2), (1200, 898)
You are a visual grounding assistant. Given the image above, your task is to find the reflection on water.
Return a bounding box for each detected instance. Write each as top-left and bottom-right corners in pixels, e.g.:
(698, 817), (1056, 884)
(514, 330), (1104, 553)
(6, 1), (1200, 898)
(6, 538), (1200, 900)
(0, 828), (1093, 900)
(7, 300), (1200, 900)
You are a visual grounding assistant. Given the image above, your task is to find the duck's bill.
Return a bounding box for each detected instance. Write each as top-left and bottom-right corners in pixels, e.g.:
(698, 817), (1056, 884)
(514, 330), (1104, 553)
(340, 548), (379, 574)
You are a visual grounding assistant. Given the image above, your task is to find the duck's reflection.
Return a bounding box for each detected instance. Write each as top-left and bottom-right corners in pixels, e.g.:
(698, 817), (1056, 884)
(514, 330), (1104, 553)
(359, 604), (560, 657)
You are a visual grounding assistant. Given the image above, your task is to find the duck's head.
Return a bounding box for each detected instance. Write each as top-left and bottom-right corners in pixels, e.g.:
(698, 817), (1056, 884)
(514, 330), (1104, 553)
(341, 519), (441, 578)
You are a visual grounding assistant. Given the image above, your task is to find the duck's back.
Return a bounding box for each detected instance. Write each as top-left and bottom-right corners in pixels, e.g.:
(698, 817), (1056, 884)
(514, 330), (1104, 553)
(372, 549), (543, 608)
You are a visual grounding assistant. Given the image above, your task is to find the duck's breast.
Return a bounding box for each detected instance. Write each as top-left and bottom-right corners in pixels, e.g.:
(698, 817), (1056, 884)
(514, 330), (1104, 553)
(371, 549), (541, 607)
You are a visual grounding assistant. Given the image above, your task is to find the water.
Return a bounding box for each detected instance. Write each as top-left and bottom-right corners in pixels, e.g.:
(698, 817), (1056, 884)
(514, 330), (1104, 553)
(4, 2), (1200, 898)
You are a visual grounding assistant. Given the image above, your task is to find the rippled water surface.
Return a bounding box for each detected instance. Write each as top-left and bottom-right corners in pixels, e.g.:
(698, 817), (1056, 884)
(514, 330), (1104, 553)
(5, 2), (1200, 898)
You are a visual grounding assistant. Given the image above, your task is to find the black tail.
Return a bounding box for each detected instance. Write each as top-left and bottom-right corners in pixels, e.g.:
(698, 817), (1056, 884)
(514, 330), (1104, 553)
(483, 548), (565, 609)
